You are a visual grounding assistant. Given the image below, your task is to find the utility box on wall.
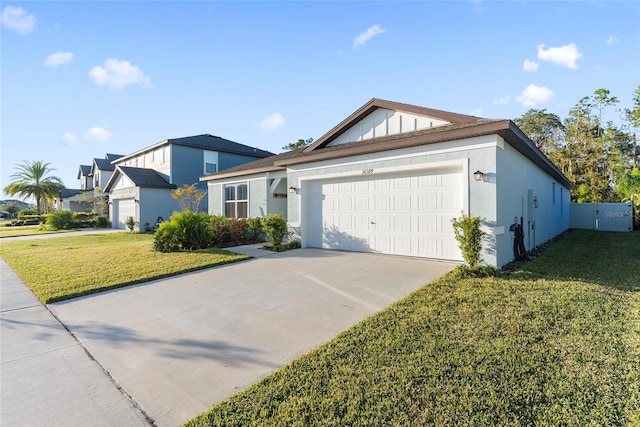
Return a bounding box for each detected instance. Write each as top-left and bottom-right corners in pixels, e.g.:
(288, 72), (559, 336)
(570, 203), (633, 232)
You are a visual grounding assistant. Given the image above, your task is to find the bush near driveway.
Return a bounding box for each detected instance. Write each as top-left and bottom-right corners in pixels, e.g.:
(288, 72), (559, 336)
(0, 233), (249, 303)
(185, 230), (640, 426)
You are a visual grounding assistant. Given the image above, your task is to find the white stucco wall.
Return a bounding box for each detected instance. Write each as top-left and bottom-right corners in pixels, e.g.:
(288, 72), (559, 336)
(494, 141), (570, 266)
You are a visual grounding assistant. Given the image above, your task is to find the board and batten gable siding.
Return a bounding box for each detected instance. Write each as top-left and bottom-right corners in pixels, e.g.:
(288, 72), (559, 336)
(495, 140), (570, 266)
(113, 146), (171, 181)
(329, 108), (451, 147)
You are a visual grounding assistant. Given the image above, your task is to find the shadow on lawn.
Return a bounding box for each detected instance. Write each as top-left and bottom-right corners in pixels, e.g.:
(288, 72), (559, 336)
(510, 229), (640, 293)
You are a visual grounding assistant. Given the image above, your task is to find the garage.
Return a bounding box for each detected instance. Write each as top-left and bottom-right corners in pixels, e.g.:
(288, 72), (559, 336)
(305, 168), (464, 261)
(113, 198), (136, 229)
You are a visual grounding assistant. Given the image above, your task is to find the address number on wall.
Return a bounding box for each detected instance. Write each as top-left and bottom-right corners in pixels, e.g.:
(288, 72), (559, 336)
(362, 169), (374, 174)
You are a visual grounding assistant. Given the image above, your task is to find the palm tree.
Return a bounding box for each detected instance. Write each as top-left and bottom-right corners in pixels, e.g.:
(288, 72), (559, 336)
(3, 160), (65, 214)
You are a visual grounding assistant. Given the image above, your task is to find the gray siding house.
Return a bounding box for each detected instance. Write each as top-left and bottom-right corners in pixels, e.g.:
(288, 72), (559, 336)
(105, 134), (273, 230)
(202, 99), (572, 268)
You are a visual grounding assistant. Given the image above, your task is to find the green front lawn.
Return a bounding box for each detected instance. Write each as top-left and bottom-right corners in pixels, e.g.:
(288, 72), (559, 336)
(0, 233), (249, 303)
(0, 224), (78, 238)
(186, 230), (640, 426)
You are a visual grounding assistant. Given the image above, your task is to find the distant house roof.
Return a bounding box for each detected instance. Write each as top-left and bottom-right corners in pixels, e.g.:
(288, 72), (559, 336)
(114, 134), (274, 164)
(201, 148), (305, 181)
(59, 188), (85, 198)
(93, 157), (117, 172)
(200, 98), (571, 189)
(104, 166), (177, 192)
(105, 153), (123, 162)
(77, 165), (92, 179)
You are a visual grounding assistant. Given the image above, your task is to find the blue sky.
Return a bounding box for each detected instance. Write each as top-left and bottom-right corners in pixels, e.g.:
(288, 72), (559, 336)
(2, 1), (639, 198)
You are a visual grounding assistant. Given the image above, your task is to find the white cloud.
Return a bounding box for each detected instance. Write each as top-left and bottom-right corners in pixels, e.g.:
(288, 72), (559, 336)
(257, 113), (285, 130)
(516, 84), (554, 107)
(605, 35), (618, 45)
(523, 59), (539, 72)
(536, 43), (583, 69)
(1, 5), (35, 34)
(44, 51), (73, 67)
(469, 109), (483, 117)
(63, 132), (78, 145)
(352, 24), (388, 50)
(85, 127), (113, 142)
(89, 58), (151, 89)
(493, 96), (510, 105)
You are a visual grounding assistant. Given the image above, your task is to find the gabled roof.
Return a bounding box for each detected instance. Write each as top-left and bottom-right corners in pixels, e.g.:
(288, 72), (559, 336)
(105, 167), (177, 191)
(77, 165), (92, 179)
(304, 98), (481, 152)
(199, 99), (572, 189)
(105, 153), (123, 162)
(93, 154), (124, 172)
(114, 134), (274, 164)
(200, 149), (305, 181)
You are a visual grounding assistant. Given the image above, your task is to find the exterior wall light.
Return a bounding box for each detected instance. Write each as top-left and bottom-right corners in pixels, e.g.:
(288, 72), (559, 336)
(473, 170), (484, 181)
(289, 186), (297, 193)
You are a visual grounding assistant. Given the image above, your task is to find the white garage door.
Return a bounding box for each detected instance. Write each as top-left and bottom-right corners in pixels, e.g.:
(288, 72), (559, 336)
(306, 169), (463, 261)
(115, 199), (136, 229)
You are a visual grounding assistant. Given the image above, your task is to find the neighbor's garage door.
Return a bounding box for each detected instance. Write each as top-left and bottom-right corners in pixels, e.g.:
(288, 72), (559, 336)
(306, 169), (463, 261)
(115, 199), (135, 229)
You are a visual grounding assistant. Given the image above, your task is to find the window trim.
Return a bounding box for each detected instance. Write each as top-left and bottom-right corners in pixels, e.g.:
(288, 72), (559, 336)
(224, 182), (248, 218)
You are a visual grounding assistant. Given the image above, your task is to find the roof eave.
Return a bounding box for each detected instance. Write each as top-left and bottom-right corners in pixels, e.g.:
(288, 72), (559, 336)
(278, 120), (512, 167)
(200, 165), (286, 181)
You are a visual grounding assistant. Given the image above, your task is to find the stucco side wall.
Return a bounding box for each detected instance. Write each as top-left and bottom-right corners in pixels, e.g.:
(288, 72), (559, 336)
(495, 140), (570, 267)
(286, 135), (501, 266)
(139, 188), (181, 229)
(206, 173), (272, 218)
(266, 177), (288, 220)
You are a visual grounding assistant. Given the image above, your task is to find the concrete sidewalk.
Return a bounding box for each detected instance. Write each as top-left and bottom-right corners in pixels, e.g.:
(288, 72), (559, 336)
(0, 258), (150, 426)
(49, 249), (457, 426)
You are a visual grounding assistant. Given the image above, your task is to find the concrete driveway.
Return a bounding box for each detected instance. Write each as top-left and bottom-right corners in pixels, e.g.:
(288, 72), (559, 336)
(42, 247), (455, 426)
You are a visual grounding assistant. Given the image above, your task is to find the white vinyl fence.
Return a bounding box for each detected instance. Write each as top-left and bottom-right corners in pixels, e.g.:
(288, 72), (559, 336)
(570, 203), (633, 232)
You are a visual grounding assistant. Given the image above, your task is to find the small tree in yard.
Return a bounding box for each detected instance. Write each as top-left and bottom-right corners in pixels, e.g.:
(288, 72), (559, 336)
(451, 212), (485, 268)
(172, 183), (206, 212)
(125, 216), (138, 232)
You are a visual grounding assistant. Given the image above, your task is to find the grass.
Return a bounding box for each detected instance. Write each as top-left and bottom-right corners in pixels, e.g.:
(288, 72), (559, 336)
(0, 224), (78, 238)
(185, 229), (640, 426)
(0, 233), (249, 303)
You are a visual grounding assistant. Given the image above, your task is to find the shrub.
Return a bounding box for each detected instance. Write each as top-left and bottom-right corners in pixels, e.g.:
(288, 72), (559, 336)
(210, 216), (231, 247)
(18, 207), (37, 218)
(46, 210), (74, 230)
(93, 215), (110, 228)
(72, 212), (97, 228)
(153, 211), (213, 252)
(245, 217), (264, 242)
(286, 239), (301, 250)
(228, 218), (248, 245)
(451, 212), (485, 268)
(262, 213), (288, 252)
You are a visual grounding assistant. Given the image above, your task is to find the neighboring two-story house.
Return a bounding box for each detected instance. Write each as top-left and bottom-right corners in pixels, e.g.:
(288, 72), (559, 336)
(104, 134), (273, 230)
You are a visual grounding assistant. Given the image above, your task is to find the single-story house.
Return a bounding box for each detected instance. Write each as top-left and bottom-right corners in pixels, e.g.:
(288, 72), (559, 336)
(53, 189), (94, 213)
(201, 99), (572, 267)
(104, 134), (273, 230)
